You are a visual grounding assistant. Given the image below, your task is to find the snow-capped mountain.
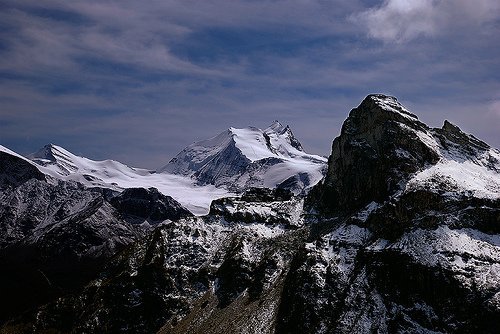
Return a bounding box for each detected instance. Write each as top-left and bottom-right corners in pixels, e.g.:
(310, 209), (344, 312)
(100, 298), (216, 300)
(21, 121), (326, 215)
(2, 95), (500, 333)
(159, 120), (327, 194)
(24, 143), (230, 215)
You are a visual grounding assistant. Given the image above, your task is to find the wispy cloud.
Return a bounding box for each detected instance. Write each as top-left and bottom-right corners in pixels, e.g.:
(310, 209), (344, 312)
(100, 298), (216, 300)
(353, 0), (500, 43)
(489, 99), (500, 118)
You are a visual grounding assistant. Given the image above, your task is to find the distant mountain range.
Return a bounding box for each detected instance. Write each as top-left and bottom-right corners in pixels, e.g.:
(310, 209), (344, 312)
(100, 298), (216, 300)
(1, 94), (500, 333)
(11, 120), (326, 215)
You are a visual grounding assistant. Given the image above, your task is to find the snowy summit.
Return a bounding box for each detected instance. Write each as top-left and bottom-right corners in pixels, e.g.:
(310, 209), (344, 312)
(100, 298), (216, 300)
(159, 121), (327, 193)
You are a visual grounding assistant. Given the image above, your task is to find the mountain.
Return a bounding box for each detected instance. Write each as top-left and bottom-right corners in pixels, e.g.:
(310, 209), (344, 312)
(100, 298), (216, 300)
(159, 120), (327, 194)
(26, 144), (231, 215)
(0, 145), (193, 324)
(2, 187), (306, 333)
(24, 121), (327, 215)
(293, 95), (500, 332)
(2, 95), (500, 333)
(309, 94), (500, 216)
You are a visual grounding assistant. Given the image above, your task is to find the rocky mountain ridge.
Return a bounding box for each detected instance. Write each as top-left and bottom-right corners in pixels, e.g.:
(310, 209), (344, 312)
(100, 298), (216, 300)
(1, 94), (499, 333)
(309, 94), (500, 216)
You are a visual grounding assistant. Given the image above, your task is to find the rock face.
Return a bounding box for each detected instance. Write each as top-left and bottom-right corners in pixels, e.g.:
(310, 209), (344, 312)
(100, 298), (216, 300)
(18, 217), (304, 334)
(0, 150), (46, 188)
(2, 94), (500, 334)
(110, 187), (193, 224)
(308, 94), (440, 215)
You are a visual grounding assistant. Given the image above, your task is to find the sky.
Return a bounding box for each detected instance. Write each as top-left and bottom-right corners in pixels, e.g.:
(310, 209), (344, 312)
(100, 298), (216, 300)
(1, 0), (499, 169)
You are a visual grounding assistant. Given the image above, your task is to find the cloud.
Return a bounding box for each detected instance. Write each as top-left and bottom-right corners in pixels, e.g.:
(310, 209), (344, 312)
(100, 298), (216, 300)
(0, 0), (499, 167)
(354, 0), (437, 42)
(354, 0), (500, 43)
(489, 100), (500, 118)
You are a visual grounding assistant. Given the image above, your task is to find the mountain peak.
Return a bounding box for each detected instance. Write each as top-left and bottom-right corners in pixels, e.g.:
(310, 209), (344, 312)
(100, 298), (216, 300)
(28, 143), (82, 166)
(265, 120), (286, 133)
(27, 144), (85, 176)
(442, 119), (460, 132)
(361, 94), (419, 120)
(341, 94), (426, 139)
(310, 95), (440, 214)
(28, 143), (73, 160)
(160, 122), (326, 193)
(263, 121), (304, 152)
(27, 143), (57, 162)
(439, 119), (491, 153)
(366, 93), (398, 102)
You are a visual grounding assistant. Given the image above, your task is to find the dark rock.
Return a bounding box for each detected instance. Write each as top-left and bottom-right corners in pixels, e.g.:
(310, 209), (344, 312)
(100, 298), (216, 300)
(110, 187), (193, 223)
(308, 94), (440, 216)
(240, 187), (293, 202)
(0, 152), (45, 189)
(209, 188), (301, 226)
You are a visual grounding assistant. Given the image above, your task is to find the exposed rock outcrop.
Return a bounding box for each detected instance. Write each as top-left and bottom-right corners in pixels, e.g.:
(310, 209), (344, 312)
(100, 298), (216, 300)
(110, 187), (193, 224)
(308, 94), (440, 215)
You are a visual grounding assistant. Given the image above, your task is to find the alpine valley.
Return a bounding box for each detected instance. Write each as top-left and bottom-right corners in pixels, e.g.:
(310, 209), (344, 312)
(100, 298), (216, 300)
(1, 94), (499, 334)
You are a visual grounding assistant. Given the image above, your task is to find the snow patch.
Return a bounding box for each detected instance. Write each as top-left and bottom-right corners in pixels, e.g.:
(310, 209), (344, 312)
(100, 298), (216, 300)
(370, 95), (419, 120)
(408, 159), (500, 199)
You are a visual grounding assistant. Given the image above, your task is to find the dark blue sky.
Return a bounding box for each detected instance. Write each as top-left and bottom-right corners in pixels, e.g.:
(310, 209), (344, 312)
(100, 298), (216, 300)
(1, 0), (499, 168)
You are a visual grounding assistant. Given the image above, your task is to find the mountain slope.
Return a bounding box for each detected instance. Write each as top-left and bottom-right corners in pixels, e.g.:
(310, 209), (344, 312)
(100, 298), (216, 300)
(25, 144), (231, 215)
(0, 147), (193, 324)
(3, 189), (306, 333)
(0, 145), (46, 188)
(159, 121), (327, 194)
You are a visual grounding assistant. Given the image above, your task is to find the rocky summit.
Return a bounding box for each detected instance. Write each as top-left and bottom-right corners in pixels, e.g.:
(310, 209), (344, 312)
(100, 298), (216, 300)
(1, 94), (500, 333)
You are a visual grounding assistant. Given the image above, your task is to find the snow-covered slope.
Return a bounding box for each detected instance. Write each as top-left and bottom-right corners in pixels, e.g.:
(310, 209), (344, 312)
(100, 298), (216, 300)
(1, 144), (32, 160)
(24, 144), (230, 215)
(20, 122), (325, 215)
(159, 121), (327, 194)
(405, 122), (500, 199)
